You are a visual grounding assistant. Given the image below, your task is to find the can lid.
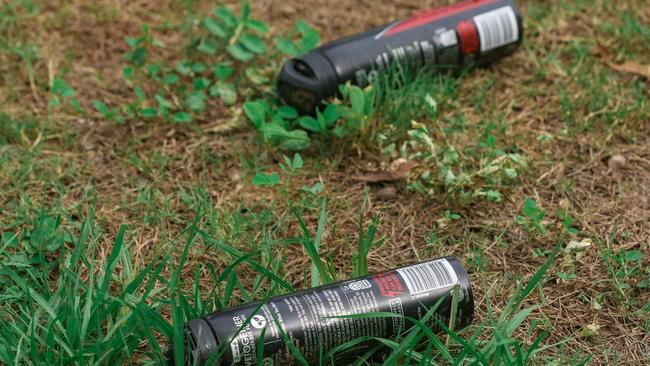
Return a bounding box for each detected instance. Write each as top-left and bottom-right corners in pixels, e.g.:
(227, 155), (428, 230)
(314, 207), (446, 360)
(445, 256), (475, 328)
(177, 318), (220, 366)
(277, 52), (338, 114)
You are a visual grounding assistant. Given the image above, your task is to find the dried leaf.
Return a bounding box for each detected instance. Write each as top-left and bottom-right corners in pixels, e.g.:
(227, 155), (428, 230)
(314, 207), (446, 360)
(352, 160), (417, 183)
(376, 186), (397, 201)
(609, 61), (650, 79)
(591, 298), (602, 311)
(593, 41), (613, 59)
(395, 160), (418, 176)
(581, 322), (600, 338)
(351, 171), (402, 183)
(608, 154), (627, 174)
(564, 238), (592, 253)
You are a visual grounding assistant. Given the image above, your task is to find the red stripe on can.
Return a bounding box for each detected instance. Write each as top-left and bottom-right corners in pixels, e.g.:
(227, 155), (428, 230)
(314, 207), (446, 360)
(385, 0), (496, 37)
(457, 20), (480, 54)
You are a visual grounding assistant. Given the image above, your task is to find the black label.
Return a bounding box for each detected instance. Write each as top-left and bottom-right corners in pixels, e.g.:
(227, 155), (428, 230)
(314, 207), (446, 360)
(204, 258), (472, 365)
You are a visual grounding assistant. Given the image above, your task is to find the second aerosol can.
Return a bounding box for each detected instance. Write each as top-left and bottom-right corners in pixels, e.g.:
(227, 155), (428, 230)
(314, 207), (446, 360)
(173, 256), (474, 365)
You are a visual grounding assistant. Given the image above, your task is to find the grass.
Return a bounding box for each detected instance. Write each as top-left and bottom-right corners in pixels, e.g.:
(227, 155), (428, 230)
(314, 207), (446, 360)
(0, 190), (566, 365)
(1, 0), (649, 365)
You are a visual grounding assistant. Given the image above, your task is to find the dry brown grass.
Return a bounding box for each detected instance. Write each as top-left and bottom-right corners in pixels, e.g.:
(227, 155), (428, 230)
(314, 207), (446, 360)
(1, 0), (649, 364)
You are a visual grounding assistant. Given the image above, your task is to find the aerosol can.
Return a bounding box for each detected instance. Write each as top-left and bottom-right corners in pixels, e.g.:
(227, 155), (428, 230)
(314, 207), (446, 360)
(171, 256), (474, 365)
(277, 0), (523, 114)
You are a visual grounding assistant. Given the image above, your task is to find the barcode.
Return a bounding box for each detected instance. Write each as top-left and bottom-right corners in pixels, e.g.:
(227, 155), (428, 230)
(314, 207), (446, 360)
(473, 6), (519, 52)
(396, 259), (459, 295)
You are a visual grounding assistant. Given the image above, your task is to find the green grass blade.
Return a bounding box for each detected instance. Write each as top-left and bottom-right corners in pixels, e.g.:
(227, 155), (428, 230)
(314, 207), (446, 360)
(291, 205), (333, 285)
(197, 228), (294, 291)
(311, 198), (328, 287)
(514, 247), (558, 312)
(99, 224), (126, 296)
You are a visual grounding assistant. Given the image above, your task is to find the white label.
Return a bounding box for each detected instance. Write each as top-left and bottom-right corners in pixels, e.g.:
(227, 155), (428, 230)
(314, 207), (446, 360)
(396, 259), (459, 295)
(348, 279), (372, 291)
(473, 6), (519, 52)
(230, 338), (241, 362)
(251, 314), (267, 329)
(388, 298), (405, 332)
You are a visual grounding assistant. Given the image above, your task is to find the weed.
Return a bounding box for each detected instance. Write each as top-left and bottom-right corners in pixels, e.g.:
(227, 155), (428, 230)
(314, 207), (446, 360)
(88, 1), (321, 128)
(48, 76), (81, 115)
(244, 99), (311, 150)
(400, 99), (527, 203)
(274, 20), (321, 58)
(516, 198), (547, 236)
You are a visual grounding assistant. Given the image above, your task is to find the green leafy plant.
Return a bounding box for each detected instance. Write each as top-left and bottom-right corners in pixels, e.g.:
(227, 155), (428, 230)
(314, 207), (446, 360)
(275, 20), (321, 57)
(244, 100), (311, 150)
(443, 210), (461, 221)
(244, 82), (378, 151)
(89, 2), (320, 126)
(109, 2), (324, 130)
(613, 250), (646, 291)
(557, 271), (577, 282)
(400, 97), (527, 203)
(516, 198), (548, 235)
(93, 100), (125, 123)
(48, 77), (77, 110)
(309, 83), (376, 138)
(557, 209), (579, 235)
(251, 171), (281, 187)
(599, 237), (649, 310)
(295, 104), (341, 136)
(199, 3), (269, 61)
(250, 153), (305, 193)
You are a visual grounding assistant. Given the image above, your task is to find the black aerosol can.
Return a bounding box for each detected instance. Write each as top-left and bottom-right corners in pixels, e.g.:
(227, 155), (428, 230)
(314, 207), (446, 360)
(277, 0), (523, 114)
(173, 256), (474, 365)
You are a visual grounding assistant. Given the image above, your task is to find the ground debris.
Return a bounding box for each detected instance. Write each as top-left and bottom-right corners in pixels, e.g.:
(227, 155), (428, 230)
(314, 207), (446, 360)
(609, 61), (650, 80)
(351, 159), (417, 183)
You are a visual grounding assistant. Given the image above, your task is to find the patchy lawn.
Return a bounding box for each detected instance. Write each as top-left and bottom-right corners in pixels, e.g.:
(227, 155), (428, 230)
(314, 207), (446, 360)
(1, 0), (648, 364)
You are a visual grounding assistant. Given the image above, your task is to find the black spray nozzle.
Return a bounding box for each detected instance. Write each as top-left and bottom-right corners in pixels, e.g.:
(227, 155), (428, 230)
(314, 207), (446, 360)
(166, 319), (219, 366)
(277, 53), (338, 115)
